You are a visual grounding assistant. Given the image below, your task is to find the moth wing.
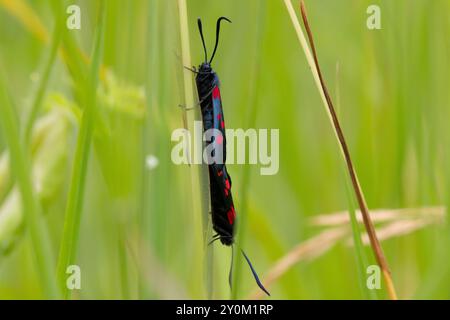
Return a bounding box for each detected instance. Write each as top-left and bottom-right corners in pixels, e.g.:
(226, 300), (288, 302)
(212, 86), (227, 163)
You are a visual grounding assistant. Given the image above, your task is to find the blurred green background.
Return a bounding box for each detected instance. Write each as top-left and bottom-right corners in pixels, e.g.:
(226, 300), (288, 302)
(0, 0), (449, 299)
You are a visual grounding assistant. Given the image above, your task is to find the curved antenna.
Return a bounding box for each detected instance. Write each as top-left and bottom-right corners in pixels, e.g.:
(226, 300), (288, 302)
(209, 17), (232, 64)
(229, 245), (235, 289)
(197, 18), (208, 62)
(241, 249), (270, 296)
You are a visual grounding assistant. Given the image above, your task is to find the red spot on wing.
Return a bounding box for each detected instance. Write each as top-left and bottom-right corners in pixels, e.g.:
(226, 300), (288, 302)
(221, 120), (225, 129)
(225, 179), (230, 190)
(218, 170), (223, 177)
(224, 188), (229, 196)
(212, 86), (220, 99)
(227, 207), (236, 225)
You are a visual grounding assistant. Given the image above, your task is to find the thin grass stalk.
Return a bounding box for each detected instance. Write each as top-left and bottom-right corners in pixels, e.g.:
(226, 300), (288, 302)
(0, 0), (107, 87)
(250, 205), (444, 299)
(0, 0), (65, 68)
(138, 0), (160, 299)
(23, 12), (63, 144)
(118, 227), (130, 299)
(153, 0), (171, 265)
(336, 63), (376, 299)
(447, 97), (450, 297)
(0, 0), (48, 43)
(231, 0), (267, 299)
(177, 0), (211, 298)
(145, 0), (174, 297)
(283, 0), (397, 299)
(0, 74), (59, 299)
(56, 2), (106, 299)
(445, 3), (450, 297)
(344, 168), (378, 299)
(0, 3), (62, 210)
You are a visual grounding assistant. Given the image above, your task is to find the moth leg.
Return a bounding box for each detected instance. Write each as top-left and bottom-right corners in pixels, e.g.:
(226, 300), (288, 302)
(178, 104), (196, 111)
(197, 87), (216, 103)
(184, 66), (198, 74)
(178, 87), (214, 111)
(184, 66), (215, 75)
(208, 233), (221, 246)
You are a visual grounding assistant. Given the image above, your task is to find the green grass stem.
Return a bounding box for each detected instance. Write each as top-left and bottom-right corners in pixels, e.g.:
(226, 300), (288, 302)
(231, 0), (267, 299)
(22, 8), (63, 144)
(0, 72), (59, 299)
(56, 2), (106, 299)
(177, 0), (212, 298)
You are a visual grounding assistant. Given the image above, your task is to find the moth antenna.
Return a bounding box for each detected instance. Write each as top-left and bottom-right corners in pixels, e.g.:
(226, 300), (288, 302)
(197, 18), (208, 63)
(209, 16), (231, 64)
(228, 245), (235, 289)
(241, 249), (270, 296)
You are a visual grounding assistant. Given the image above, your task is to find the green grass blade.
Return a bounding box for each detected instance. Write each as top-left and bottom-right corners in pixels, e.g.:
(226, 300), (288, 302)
(22, 9), (63, 144)
(56, 2), (106, 299)
(177, 0), (210, 298)
(343, 171), (378, 300)
(231, 0), (267, 300)
(0, 72), (59, 299)
(137, 0), (160, 299)
(336, 63), (377, 300)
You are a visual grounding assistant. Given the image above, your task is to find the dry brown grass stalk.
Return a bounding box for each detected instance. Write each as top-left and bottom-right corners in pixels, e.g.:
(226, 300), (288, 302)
(248, 205), (444, 299)
(283, 0), (398, 299)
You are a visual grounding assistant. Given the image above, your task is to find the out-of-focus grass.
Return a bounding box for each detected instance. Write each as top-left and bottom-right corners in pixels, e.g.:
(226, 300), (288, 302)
(344, 167), (377, 300)
(176, 0), (209, 299)
(56, 1), (106, 298)
(231, 0), (267, 300)
(22, 2), (63, 144)
(0, 73), (58, 298)
(336, 60), (377, 300)
(0, 0), (449, 299)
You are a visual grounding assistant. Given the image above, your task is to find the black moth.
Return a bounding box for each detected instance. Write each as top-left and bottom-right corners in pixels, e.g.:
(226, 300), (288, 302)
(189, 16), (270, 297)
